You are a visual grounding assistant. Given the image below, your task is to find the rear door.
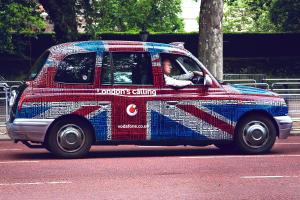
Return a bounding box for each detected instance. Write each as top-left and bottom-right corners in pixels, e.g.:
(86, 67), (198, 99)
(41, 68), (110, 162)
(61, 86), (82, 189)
(100, 51), (155, 141)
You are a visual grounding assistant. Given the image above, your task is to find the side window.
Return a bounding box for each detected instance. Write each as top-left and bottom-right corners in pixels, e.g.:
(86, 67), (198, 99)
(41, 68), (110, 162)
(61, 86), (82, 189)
(176, 56), (201, 72)
(161, 53), (204, 86)
(161, 53), (203, 75)
(101, 53), (112, 85)
(160, 54), (185, 77)
(55, 52), (96, 84)
(101, 52), (153, 85)
(29, 50), (50, 80)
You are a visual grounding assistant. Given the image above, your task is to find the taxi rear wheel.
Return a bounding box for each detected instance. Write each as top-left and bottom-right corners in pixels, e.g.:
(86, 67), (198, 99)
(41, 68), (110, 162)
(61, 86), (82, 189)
(47, 119), (93, 158)
(235, 115), (277, 154)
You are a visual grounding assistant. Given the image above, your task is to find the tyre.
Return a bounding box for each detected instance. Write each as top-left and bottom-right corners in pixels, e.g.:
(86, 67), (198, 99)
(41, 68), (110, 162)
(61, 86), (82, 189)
(46, 119), (93, 158)
(235, 115), (277, 154)
(43, 142), (51, 152)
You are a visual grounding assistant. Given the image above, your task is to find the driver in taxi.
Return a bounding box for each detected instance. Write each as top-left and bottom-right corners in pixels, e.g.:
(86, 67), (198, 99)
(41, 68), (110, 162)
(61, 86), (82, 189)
(162, 58), (203, 87)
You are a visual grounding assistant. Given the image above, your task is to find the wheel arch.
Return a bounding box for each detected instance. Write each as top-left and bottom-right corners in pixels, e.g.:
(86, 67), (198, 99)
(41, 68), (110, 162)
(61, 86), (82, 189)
(235, 110), (279, 137)
(44, 114), (96, 144)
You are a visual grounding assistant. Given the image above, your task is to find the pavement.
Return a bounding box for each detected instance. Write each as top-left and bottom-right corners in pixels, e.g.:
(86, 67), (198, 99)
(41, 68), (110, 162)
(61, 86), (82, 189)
(0, 126), (10, 141)
(0, 137), (300, 200)
(0, 134), (10, 141)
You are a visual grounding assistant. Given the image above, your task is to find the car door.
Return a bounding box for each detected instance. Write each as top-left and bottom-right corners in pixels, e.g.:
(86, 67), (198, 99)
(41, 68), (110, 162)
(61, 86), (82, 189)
(147, 53), (234, 141)
(99, 51), (155, 141)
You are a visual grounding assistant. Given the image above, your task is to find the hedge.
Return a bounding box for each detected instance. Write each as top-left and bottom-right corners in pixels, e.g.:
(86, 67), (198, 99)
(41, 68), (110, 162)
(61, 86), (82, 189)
(0, 32), (300, 80)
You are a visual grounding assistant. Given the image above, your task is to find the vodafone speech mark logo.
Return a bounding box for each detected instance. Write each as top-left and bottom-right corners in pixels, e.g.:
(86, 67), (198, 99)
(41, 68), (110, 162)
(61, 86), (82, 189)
(126, 104), (138, 116)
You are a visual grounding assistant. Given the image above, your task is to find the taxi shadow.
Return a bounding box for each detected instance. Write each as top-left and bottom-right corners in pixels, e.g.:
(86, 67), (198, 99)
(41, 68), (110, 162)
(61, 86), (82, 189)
(87, 148), (234, 158)
(11, 147), (287, 160)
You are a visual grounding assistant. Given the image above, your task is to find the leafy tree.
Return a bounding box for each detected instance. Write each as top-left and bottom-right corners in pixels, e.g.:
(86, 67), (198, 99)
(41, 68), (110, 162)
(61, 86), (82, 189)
(0, 0), (45, 54)
(2, 0), (183, 47)
(77, 0), (184, 35)
(223, 0), (276, 32)
(270, 0), (300, 32)
(223, 0), (300, 33)
(77, 0), (132, 36)
(39, 0), (78, 42)
(39, 0), (183, 41)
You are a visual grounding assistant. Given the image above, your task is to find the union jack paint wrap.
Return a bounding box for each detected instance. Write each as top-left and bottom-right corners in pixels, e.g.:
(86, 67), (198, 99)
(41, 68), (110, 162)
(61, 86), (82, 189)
(7, 40), (291, 144)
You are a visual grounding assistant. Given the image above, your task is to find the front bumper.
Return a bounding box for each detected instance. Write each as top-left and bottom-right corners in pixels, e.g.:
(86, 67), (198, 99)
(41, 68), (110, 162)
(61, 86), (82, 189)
(274, 116), (293, 139)
(6, 119), (54, 142)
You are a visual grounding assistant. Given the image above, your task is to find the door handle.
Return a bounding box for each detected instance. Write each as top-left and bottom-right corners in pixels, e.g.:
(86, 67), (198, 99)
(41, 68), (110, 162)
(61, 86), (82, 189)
(166, 101), (179, 108)
(166, 101), (179, 105)
(98, 102), (110, 109)
(98, 102), (110, 106)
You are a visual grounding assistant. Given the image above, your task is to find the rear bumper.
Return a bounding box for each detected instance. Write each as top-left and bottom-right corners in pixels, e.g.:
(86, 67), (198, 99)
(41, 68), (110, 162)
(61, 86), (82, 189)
(6, 119), (54, 142)
(274, 116), (293, 139)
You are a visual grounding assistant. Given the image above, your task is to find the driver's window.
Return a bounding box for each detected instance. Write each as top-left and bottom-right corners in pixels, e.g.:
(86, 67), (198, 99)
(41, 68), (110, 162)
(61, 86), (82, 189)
(176, 56), (201, 72)
(161, 53), (204, 86)
(160, 54), (184, 77)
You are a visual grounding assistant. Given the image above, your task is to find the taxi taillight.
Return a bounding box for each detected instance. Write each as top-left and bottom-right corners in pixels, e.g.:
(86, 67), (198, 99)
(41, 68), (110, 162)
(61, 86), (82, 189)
(9, 83), (27, 122)
(18, 94), (25, 111)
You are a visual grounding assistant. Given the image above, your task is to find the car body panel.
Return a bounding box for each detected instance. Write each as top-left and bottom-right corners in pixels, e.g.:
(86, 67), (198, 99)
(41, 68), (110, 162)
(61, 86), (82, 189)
(7, 40), (292, 143)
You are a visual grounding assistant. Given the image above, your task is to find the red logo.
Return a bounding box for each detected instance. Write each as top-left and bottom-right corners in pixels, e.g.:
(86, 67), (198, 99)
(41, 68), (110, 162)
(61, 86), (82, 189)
(126, 104), (138, 116)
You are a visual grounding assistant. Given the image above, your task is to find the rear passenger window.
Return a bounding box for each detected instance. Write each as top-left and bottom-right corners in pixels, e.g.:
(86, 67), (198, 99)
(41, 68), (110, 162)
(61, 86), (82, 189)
(101, 52), (153, 85)
(55, 52), (96, 84)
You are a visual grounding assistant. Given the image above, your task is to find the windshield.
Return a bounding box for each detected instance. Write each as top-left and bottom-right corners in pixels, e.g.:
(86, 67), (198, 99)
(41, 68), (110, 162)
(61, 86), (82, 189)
(27, 50), (50, 80)
(189, 53), (222, 84)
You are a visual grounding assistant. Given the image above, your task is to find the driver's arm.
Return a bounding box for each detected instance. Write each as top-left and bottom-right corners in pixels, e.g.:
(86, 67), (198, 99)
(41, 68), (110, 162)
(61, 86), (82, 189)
(164, 75), (193, 87)
(172, 72), (194, 80)
(172, 71), (203, 80)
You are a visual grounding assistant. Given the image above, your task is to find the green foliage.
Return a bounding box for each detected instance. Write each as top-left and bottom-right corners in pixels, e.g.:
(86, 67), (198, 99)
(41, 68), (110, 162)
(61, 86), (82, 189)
(0, 0), (46, 54)
(77, 0), (184, 36)
(270, 0), (300, 32)
(40, 0), (78, 43)
(223, 0), (277, 32)
(223, 0), (300, 33)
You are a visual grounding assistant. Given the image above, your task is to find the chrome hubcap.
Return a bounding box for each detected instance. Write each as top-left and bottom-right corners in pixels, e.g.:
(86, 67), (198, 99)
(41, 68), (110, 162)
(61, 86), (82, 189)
(243, 121), (269, 148)
(57, 124), (85, 153)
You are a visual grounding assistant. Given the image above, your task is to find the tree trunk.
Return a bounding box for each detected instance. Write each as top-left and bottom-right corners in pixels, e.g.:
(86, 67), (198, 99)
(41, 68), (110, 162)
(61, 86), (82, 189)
(198, 0), (224, 81)
(39, 0), (78, 43)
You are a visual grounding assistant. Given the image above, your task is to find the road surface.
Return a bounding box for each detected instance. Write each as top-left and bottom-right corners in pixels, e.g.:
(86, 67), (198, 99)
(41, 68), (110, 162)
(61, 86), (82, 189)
(0, 137), (300, 200)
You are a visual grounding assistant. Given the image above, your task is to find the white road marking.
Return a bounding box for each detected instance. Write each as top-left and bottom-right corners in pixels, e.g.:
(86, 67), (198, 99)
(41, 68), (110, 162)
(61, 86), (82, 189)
(241, 175), (299, 179)
(0, 181), (72, 186)
(275, 143), (300, 145)
(180, 154), (300, 159)
(0, 149), (22, 151)
(0, 160), (39, 164)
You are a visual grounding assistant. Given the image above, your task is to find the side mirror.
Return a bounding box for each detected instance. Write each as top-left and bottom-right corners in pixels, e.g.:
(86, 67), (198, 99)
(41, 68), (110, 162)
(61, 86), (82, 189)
(204, 75), (213, 87)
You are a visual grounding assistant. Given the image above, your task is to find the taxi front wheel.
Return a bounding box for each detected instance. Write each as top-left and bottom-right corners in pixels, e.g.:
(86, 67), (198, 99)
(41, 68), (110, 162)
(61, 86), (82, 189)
(46, 119), (93, 158)
(235, 115), (277, 154)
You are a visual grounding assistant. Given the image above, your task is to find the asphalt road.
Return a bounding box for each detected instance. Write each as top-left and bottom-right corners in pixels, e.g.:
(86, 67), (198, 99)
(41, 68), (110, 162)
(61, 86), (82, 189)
(0, 137), (300, 200)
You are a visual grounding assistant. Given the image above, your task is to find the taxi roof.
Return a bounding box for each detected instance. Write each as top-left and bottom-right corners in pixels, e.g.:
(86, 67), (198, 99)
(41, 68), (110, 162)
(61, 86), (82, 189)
(49, 40), (189, 56)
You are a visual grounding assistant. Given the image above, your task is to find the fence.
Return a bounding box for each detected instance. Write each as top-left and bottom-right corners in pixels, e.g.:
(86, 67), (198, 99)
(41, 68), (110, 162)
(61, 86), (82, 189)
(223, 74), (267, 83)
(0, 83), (9, 135)
(0, 77), (299, 134)
(224, 75), (300, 134)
